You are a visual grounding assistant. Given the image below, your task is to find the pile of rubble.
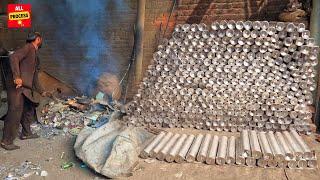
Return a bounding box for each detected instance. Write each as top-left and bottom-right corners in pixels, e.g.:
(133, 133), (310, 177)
(33, 92), (121, 139)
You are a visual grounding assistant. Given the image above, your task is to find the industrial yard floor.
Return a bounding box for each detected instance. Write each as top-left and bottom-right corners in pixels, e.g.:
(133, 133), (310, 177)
(1, 122), (320, 180)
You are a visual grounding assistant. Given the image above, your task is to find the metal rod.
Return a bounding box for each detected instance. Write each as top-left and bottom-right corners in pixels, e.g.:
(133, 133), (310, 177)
(206, 135), (219, 165)
(308, 159), (318, 168)
(140, 131), (166, 158)
(289, 129), (313, 159)
(297, 159), (308, 168)
(241, 130), (251, 157)
(235, 137), (245, 165)
(166, 134), (188, 162)
(249, 130), (262, 159)
(157, 133), (180, 161)
(245, 157), (256, 167)
(267, 158), (278, 168)
(226, 136), (236, 165)
(277, 160), (287, 168)
(258, 131), (273, 160)
(267, 131), (285, 162)
(287, 158), (298, 169)
(283, 131), (303, 158)
(150, 132), (173, 158)
(176, 134), (195, 163)
(275, 132), (294, 159)
(257, 158), (267, 167)
(197, 134), (212, 162)
(186, 134), (204, 162)
(216, 136), (228, 165)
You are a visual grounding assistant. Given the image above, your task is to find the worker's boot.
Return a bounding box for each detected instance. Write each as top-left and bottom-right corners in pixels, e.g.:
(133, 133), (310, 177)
(0, 142), (20, 150)
(20, 133), (39, 140)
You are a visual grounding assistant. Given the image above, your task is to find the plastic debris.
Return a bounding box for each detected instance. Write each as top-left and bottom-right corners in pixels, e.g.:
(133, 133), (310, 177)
(61, 162), (74, 170)
(80, 163), (87, 168)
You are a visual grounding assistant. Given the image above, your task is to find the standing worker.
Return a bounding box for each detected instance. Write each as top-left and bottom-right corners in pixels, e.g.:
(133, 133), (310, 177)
(1, 32), (50, 150)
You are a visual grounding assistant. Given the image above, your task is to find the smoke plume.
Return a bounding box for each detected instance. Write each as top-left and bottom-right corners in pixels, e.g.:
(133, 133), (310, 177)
(19, 0), (129, 95)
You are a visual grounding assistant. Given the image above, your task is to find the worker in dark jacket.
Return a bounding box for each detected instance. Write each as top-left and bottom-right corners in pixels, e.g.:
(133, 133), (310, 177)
(1, 32), (50, 150)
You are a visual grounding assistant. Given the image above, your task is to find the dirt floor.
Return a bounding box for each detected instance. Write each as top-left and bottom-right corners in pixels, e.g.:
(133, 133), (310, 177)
(1, 121), (320, 180)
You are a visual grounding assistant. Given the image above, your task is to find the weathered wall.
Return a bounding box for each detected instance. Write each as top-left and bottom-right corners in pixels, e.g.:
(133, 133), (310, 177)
(0, 0), (289, 99)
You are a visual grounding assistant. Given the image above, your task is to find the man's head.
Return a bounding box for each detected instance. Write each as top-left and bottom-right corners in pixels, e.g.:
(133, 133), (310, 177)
(26, 32), (42, 49)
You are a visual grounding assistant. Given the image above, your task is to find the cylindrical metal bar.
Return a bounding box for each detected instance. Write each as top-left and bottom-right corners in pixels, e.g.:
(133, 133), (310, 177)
(267, 131), (285, 162)
(206, 135), (219, 165)
(258, 131), (273, 160)
(287, 158), (298, 169)
(186, 134), (204, 162)
(157, 133), (181, 161)
(245, 157), (256, 167)
(166, 134), (188, 162)
(257, 158), (267, 167)
(283, 131), (303, 158)
(267, 158), (278, 168)
(241, 130), (251, 157)
(226, 136), (236, 165)
(308, 159), (318, 168)
(289, 129), (313, 159)
(150, 132), (173, 158)
(275, 132), (294, 159)
(176, 134), (195, 163)
(249, 130), (262, 159)
(236, 137), (245, 165)
(298, 159), (308, 168)
(197, 134), (212, 162)
(140, 131), (166, 158)
(216, 136), (228, 165)
(277, 160), (287, 168)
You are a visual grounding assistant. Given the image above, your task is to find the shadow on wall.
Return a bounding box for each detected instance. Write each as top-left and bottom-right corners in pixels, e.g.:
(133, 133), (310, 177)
(244, 0), (289, 20)
(185, 0), (211, 24)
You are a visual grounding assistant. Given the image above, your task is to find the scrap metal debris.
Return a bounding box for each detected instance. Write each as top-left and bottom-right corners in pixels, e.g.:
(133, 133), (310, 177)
(32, 92), (122, 139)
(1, 161), (44, 180)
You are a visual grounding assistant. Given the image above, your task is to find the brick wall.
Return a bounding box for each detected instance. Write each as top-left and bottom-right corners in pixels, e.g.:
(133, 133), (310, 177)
(176, 0), (289, 24)
(1, 0), (289, 98)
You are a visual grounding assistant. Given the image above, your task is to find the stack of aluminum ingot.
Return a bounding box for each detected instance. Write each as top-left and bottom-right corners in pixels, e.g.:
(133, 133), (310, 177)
(124, 20), (319, 133)
(140, 129), (317, 169)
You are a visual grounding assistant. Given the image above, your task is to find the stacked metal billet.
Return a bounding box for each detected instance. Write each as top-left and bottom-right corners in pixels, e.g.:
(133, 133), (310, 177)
(240, 129), (317, 168)
(140, 130), (317, 169)
(124, 20), (319, 133)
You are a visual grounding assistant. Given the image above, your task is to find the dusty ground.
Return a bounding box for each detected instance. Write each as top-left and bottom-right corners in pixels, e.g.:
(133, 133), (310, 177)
(1, 122), (320, 180)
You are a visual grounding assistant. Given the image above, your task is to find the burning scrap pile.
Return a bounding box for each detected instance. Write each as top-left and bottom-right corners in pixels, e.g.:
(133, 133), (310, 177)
(34, 92), (121, 138)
